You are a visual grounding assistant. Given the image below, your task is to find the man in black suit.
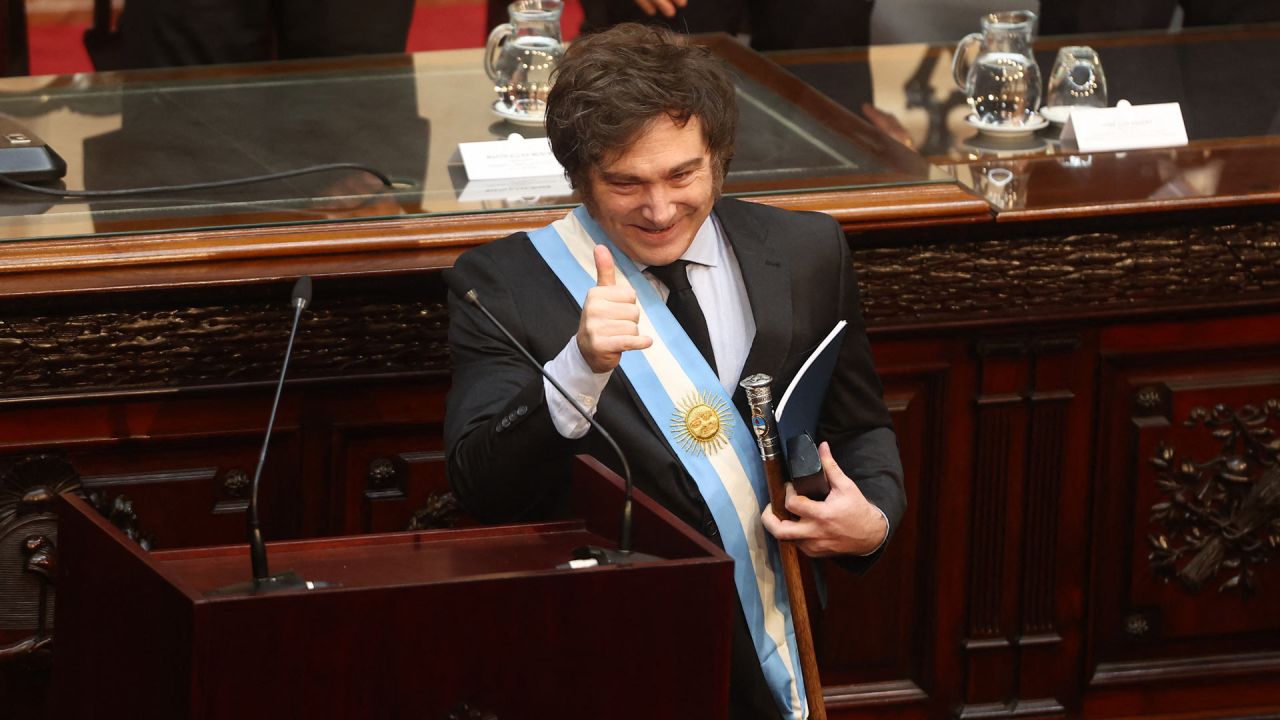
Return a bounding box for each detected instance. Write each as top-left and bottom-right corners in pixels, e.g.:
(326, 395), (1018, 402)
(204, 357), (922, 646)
(115, 0), (413, 68)
(1039, 0), (1280, 35)
(445, 23), (903, 720)
(579, 0), (874, 51)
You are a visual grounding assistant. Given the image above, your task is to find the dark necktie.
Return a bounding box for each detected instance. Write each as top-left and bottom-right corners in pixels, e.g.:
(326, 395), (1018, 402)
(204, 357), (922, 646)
(648, 260), (717, 374)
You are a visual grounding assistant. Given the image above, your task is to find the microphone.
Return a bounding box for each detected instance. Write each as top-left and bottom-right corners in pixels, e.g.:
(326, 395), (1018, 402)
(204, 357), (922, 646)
(209, 276), (326, 596)
(448, 280), (659, 567)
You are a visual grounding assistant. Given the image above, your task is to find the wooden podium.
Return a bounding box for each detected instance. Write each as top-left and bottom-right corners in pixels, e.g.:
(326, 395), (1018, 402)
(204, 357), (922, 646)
(52, 457), (735, 719)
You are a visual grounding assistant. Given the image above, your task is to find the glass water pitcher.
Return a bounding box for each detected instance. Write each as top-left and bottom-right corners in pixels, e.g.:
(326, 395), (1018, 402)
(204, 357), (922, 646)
(484, 0), (565, 120)
(952, 10), (1043, 126)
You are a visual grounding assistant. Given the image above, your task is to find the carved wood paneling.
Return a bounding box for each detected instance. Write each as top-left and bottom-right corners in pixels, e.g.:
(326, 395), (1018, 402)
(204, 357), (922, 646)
(1148, 401), (1280, 593)
(0, 517), (56, 635)
(0, 290), (449, 397)
(1091, 315), (1280, 716)
(1087, 651), (1280, 719)
(406, 491), (462, 532)
(969, 401), (1016, 642)
(1128, 383), (1280, 641)
(1022, 397), (1069, 636)
(332, 425), (455, 536)
(0, 456), (78, 643)
(958, 334), (1091, 716)
(0, 380), (450, 546)
(820, 358), (948, 719)
(63, 432), (305, 550)
(81, 467), (217, 490)
(1016, 340), (1095, 714)
(2, 220), (1276, 404)
(83, 491), (154, 552)
(964, 354), (1025, 711)
(853, 220), (1280, 326)
(0, 208), (1275, 720)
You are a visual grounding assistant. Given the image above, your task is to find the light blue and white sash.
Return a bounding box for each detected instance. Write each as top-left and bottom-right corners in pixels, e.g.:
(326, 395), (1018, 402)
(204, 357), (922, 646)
(529, 206), (807, 720)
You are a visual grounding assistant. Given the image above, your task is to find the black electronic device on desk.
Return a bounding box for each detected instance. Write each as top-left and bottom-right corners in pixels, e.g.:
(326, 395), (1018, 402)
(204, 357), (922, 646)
(0, 113), (66, 182)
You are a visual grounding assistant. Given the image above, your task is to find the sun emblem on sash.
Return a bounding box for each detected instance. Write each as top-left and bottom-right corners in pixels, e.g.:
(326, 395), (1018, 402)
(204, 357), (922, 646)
(670, 390), (734, 456)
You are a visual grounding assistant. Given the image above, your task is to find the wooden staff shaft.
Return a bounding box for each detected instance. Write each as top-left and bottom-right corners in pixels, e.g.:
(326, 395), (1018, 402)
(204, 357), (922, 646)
(741, 374), (827, 720)
(762, 454), (827, 720)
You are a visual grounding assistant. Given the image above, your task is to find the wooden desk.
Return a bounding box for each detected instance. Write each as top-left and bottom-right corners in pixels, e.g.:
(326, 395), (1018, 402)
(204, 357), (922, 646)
(773, 25), (1280, 220)
(0, 29), (1278, 720)
(51, 457), (736, 720)
(0, 41), (985, 296)
(770, 24), (1280, 720)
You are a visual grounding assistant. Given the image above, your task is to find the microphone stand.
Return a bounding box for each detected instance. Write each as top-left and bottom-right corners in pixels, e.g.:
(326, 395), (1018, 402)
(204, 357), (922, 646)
(741, 373), (828, 720)
(456, 287), (659, 567)
(208, 276), (321, 596)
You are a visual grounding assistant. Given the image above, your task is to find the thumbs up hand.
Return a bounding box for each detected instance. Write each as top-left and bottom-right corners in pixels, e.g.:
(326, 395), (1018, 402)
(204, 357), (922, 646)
(578, 245), (653, 373)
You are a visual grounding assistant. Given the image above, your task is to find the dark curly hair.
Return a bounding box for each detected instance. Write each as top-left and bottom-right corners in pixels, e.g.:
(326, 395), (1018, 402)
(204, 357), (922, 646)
(545, 23), (738, 201)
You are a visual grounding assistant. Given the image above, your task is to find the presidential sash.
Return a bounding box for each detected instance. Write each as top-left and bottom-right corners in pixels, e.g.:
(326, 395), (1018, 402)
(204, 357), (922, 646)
(529, 206), (808, 720)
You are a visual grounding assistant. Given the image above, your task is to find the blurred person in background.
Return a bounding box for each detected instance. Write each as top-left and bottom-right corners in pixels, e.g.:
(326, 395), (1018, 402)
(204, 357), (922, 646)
(96, 0), (413, 69)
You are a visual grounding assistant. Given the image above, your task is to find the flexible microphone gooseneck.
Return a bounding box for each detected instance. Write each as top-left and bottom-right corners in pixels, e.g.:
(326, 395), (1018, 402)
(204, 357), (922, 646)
(248, 276), (312, 583)
(209, 276), (322, 596)
(452, 284), (659, 566)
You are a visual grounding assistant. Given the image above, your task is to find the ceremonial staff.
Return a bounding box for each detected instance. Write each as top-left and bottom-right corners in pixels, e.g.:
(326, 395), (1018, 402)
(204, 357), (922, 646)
(741, 373), (827, 720)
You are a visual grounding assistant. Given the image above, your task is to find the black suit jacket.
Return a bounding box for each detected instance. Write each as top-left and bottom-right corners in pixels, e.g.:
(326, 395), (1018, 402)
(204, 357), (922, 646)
(443, 197), (904, 718)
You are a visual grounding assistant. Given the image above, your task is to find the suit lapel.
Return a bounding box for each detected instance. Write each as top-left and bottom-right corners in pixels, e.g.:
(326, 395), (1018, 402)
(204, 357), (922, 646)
(578, 200), (794, 470)
(714, 198), (793, 410)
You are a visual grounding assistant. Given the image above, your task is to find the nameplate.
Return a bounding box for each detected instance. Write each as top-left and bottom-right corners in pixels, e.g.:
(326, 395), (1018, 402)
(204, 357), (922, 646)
(459, 137), (565, 181)
(458, 174), (574, 203)
(1060, 102), (1188, 153)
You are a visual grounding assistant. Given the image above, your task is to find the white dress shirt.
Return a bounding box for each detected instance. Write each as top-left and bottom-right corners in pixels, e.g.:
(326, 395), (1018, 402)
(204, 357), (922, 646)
(543, 212), (754, 437)
(539, 210), (889, 553)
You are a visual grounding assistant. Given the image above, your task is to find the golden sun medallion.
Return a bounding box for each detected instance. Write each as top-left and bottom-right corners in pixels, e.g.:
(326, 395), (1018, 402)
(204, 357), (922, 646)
(670, 390), (734, 456)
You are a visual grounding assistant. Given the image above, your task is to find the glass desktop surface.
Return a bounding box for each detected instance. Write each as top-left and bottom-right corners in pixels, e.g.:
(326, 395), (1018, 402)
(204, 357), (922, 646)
(773, 24), (1280, 157)
(0, 47), (942, 244)
(770, 24), (1280, 215)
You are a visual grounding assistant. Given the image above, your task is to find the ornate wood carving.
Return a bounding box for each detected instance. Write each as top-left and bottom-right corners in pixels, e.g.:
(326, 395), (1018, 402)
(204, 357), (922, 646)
(84, 491), (153, 552)
(0, 221), (1275, 402)
(1148, 400), (1280, 592)
(367, 457), (402, 495)
(0, 534), (56, 662)
(1135, 385), (1166, 413)
(221, 469), (250, 500)
(1123, 613), (1152, 638)
(0, 455), (80, 524)
(0, 294), (450, 397)
(853, 220), (1280, 324)
(406, 492), (461, 531)
(0, 455), (79, 663)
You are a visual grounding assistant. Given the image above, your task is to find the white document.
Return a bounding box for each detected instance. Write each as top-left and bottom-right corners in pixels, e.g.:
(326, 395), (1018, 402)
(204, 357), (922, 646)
(1060, 102), (1188, 153)
(458, 137), (565, 181)
(775, 320), (847, 422)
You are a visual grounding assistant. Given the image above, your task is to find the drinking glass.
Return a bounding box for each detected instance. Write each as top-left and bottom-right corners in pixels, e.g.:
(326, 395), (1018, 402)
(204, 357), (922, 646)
(1043, 46), (1107, 120)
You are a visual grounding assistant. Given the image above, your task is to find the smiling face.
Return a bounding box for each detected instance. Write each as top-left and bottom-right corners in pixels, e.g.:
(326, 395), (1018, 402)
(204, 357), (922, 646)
(583, 114), (718, 268)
